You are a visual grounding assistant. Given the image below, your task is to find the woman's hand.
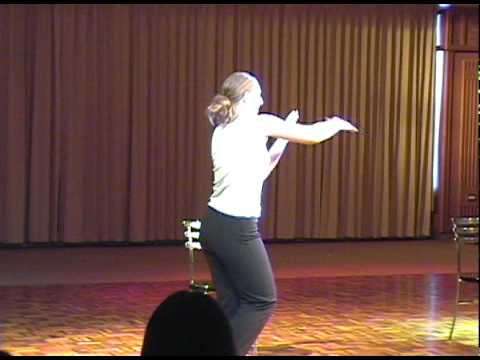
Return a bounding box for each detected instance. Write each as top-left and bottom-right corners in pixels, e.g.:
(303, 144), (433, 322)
(326, 116), (359, 132)
(285, 110), (300, 124)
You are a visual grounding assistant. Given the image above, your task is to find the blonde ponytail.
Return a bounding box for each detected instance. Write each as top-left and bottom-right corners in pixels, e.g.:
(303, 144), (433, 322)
(206, 72), (259, 127)
(206, 94), (237, 127)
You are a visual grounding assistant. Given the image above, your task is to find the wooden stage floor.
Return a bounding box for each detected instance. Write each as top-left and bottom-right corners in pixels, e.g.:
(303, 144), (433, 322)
(0, 239), (478, 356)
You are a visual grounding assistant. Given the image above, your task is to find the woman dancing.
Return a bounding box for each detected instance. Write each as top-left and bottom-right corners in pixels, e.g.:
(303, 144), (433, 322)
(200, 71), (358, 355)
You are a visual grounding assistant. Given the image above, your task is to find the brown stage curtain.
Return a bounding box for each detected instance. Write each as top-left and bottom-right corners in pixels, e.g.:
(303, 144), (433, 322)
(0, 4), (436, 244)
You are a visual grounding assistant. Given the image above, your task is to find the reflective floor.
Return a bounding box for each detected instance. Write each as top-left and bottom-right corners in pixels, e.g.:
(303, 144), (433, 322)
(0, 274), (478, 356)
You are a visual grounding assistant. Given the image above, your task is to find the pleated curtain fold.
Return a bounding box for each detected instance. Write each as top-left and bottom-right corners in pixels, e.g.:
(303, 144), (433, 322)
(0, 4), (436, 244)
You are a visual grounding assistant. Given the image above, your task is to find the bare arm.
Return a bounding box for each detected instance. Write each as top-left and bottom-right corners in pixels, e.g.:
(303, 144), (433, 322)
(258, 111), (358, 145)
(259, 112), (298, 178)
(267, 138), (288, 170)
(258, 111), (358, 178)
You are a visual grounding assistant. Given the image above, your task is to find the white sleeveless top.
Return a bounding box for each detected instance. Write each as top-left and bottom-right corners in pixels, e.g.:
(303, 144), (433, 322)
(208, 117), (270, 218)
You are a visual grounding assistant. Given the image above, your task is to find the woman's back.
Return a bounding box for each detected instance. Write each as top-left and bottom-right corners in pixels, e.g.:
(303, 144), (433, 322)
(208, 118), (270, 218)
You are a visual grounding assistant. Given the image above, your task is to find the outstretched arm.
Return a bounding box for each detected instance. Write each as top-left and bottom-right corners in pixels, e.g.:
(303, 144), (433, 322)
(258, 111), (358, 145)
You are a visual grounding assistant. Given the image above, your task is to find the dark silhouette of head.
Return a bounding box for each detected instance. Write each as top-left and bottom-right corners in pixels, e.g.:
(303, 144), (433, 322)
(141, 290), (236, 356)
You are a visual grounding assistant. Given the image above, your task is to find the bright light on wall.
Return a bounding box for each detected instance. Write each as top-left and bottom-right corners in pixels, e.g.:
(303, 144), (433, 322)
(436, 13), (442, 47)
(433, 50), (445, 191)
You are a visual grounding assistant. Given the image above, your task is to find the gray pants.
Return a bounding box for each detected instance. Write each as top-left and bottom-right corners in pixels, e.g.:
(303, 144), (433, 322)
(200, 206), (277, 356)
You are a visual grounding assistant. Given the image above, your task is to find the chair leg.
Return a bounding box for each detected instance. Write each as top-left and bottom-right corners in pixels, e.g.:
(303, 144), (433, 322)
(188, 246), (196, 287)
(448, 278), (461, 340)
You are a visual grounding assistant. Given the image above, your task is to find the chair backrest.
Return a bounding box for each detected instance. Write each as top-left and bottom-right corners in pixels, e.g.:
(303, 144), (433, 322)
(451, 217), (479, 277)
(182, 219), (202, 230)
(182, 219), (202, 240)
(451, 217), (479, 243)
(182, 219), (203, 250)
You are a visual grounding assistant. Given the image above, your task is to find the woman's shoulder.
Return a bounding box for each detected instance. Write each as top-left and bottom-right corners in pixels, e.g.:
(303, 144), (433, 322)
(257, 112), (279, 120)
(216, 114), (270, 138)
(256, 112), (283, 137)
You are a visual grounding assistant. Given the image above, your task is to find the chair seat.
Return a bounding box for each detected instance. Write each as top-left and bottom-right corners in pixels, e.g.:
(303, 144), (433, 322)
(458, 299), (479, 305)
(461, 237), (479, 244)
(190, 282), (216, 293)
(459, 276), (480, 283)
(185, 241), (202, 250)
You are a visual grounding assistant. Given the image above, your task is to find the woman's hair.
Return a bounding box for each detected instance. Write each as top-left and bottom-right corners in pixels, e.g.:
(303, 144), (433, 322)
(141, 290), (236, 356)
(206, 72), (260, 127)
